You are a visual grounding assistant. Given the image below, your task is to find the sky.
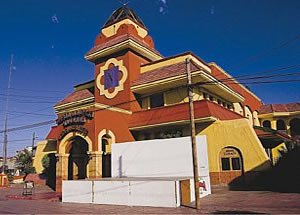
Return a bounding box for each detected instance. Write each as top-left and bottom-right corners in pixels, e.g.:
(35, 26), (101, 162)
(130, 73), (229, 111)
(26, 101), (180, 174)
(0, 0), (299, 156)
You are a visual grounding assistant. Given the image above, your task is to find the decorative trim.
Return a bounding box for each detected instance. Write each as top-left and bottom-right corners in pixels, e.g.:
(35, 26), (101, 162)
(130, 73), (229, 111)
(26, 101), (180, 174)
(96, 58), (128, 99)
(98, 129), (116, 153)
(54, 97), (95, 112)
(258, 111), (300, 118)
(131, 70), (244, 102)
(58, 132), (93, 155)
(85, 39), (162, 62)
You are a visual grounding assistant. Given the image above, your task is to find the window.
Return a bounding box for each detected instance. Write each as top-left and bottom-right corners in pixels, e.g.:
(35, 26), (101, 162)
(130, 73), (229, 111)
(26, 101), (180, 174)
(231, 158), (241, 170)
(209, 96), (214, 101)
(150, 93), (164, 108)
(220, 147), (242, 171)
(276, 120), (286, 130)
(263, 120), (271, 128)
(221, 158), (230, 171)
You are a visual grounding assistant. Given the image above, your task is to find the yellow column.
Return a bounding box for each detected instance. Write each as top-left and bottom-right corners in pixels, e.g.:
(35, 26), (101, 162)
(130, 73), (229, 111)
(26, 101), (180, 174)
(88, 151), (103, 179)
(271, 120), (277, 130)
(55, 153), (69, 192)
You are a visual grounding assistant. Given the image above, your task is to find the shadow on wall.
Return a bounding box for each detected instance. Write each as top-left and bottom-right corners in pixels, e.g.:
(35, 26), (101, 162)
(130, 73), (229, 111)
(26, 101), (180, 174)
(229, 145), (300, 193)
(41, 153), (56, 191)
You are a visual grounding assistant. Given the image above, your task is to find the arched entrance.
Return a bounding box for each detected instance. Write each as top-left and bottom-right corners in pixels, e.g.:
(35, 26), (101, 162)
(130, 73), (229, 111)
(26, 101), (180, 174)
(219, 147), (244, 184)
(102, 134), (112, 177)
(67, 136), (89, 180)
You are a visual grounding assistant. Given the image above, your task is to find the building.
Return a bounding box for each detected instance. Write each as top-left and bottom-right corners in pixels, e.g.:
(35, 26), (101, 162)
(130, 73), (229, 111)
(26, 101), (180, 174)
(34, 5), (282, 192)
(258, 103), (300, 140)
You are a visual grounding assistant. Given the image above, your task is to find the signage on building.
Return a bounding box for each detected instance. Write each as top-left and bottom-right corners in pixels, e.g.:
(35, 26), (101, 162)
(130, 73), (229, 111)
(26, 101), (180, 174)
(58, 126), (88, 141)
(56, 110), (94, 127)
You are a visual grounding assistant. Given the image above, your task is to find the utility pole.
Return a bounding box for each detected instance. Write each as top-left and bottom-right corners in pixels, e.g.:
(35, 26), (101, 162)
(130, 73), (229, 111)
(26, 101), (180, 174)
(32, 132), (36, 149)
(2, 55), (13, 174)
(186, 58), (200, 209)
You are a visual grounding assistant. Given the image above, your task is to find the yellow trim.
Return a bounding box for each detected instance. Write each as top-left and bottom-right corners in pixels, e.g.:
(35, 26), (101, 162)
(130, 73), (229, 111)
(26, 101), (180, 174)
(259, 111), (300, 118)
(54, 97), (94, 109)
(129, 116), (217, 131)
(98, 129), (106, 152)
(141, 53), (211, 74)
(59, 132), (93, 155)
(96, 58), (128, 99)
(101, 18), (148, 38)
(131, 70), (244, 103)
(54, 97), (95, 113)
(94, 103), (132, 115)
(85, 38), (162, 62)
(209, 62), (261, 103)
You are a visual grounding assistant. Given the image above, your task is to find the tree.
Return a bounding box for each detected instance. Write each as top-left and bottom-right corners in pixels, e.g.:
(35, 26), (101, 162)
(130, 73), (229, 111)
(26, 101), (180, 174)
(15, 149), (36, 176)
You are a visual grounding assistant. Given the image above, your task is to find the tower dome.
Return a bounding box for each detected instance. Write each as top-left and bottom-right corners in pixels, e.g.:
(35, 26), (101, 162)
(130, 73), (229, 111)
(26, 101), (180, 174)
(103, 5), (146, 29)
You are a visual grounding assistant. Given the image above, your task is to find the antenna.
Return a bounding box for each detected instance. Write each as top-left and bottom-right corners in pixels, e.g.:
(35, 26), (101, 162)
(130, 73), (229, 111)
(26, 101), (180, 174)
(2, 54), (13, 174)
(118, 0), (130, 6)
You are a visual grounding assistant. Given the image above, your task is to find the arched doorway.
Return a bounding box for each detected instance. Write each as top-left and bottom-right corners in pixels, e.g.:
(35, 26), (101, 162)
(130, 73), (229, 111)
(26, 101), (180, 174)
(102, 135), (112, 177)
(219, 147), (244, 184)
(277, 119), (286, 131)
(67, 136), (89, 180)
(263, 120), (271, 128)
(290, 118), (300, 139)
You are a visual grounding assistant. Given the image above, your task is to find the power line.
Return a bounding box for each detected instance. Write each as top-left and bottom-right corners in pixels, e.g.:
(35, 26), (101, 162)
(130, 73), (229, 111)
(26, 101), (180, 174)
(1, 65), (300, 134)
(0, 86), (70, 94)
(229, 33), (300, 71)
(0, 93), (64, 100)
(0, 109), (55, 117)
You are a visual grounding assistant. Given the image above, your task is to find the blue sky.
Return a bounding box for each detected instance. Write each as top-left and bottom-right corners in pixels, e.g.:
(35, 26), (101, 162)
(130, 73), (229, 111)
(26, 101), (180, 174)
(0, 0), (299, 156)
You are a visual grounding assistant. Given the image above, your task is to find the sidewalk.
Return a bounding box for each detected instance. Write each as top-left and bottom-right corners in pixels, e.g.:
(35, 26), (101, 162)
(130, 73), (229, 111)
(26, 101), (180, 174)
(1, 184), (300, 214)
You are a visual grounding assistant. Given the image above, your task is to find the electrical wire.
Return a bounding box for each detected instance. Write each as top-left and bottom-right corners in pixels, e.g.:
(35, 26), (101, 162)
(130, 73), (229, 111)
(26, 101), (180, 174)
(229, 34), (300, 71)
(1, 65), (300, 134)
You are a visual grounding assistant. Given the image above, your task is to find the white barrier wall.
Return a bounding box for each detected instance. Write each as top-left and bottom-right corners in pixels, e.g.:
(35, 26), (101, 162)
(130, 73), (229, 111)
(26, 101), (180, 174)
(93, 180), (179, 207)
(62, 181), (93, 203)
(62, 136), (211, 207)
(111, 136), (211, 198)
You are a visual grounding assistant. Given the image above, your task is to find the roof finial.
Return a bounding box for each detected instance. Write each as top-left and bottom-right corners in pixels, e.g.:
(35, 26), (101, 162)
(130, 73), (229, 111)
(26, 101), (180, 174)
(119, 0), (130, 6)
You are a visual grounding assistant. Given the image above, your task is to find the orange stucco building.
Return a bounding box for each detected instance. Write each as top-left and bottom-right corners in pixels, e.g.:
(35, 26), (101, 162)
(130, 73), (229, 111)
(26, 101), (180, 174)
(34, 6), (294, 192)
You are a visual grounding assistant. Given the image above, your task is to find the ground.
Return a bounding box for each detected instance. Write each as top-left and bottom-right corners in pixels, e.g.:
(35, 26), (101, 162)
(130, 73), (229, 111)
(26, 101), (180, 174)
(1, 184), (300, 214)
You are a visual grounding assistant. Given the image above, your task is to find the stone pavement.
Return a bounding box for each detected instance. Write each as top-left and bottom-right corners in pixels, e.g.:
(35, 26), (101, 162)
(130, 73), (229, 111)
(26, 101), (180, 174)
(1, 185), (300, 214)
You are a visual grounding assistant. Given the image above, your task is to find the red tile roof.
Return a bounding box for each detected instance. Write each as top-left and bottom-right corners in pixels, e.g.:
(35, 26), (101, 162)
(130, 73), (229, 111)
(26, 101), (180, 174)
(131, 60), (202, 87)
(129, 100), (242, 128)
(86, 34), (161, 57)
(55, 89), (94, 107)
(46, 126), (59, 140)
(259, 102), (300, 114)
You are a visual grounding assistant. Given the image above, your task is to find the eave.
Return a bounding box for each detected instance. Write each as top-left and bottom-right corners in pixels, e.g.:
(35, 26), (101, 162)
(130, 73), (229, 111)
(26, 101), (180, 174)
(131, 70), (245, 103)
(85, 38), (162, 62)
(258, 111), (300, 118)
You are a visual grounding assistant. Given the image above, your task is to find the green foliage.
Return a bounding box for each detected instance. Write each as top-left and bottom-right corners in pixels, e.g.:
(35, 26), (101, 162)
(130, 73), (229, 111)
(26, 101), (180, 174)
(42, 154), (50, 169)
(15, 149), (36, 176)
(41, 154), (50, 174)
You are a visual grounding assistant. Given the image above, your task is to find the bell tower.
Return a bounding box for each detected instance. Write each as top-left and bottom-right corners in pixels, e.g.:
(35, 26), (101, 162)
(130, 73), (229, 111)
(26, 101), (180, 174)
(85, 5), (162, 111)
(84, 5), (162, 149)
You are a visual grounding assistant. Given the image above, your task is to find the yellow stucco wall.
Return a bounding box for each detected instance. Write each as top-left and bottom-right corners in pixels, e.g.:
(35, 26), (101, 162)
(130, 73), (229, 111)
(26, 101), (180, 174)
(259, 113), (300, 136)
(33, 141), (57, 174)
(271, 142), (287, 164)
(192, 118), (270, 172)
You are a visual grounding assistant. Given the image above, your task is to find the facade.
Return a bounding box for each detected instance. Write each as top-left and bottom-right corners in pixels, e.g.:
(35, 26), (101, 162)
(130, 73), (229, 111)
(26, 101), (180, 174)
(34, 6), (276, 192)
(258, 103), (300, 140)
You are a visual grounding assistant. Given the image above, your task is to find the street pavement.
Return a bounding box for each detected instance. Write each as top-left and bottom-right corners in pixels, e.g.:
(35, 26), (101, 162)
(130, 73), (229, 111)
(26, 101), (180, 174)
(1, 184), (300, 214)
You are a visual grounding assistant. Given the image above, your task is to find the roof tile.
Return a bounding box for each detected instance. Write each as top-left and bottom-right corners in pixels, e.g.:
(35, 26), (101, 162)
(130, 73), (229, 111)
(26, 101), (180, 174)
(132, 60), (202, 87)
(259, 102), (300, 114)
(55, 89), (94, 107)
